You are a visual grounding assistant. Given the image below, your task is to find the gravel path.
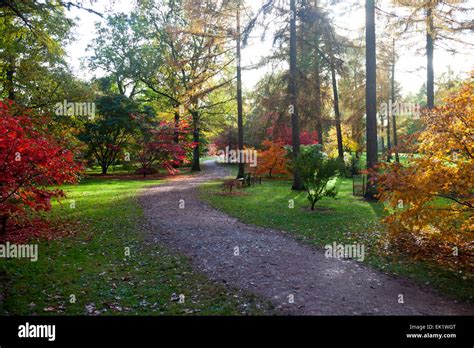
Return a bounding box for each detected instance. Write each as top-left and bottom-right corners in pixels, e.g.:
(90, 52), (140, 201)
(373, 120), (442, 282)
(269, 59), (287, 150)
(140, 161), (473, 315)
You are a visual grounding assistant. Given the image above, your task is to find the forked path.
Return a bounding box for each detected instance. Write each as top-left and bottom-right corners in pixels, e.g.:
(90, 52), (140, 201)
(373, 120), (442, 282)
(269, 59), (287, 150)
(140, 161), (473, 315)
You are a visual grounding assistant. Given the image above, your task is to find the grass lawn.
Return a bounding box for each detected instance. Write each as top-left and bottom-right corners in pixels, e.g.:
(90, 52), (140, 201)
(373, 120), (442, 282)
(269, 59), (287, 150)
(0, 176), (273, 315)
(85, 165), (193, 176)
(200, 155), (219, 163)
(351, 152), (410, 172)
(199, 170), (473, 303)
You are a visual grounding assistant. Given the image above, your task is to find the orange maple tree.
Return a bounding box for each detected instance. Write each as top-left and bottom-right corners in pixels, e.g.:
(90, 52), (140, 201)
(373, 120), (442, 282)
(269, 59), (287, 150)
(256, 140), (290, 178)
(376, 73), (473, 269)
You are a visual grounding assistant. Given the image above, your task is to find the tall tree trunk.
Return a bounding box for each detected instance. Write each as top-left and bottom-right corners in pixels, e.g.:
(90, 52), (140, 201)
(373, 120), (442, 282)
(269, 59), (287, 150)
(289, 0), (303, 190)
(386, 105), (391, 161)
(174, 110), (180, 143)
(236, 1), (245, 179)
(191, 111), (201, 171)
(386, 88), (391, 161)
(364, 0), (378, 199)
(426, 6), (434, 109)
(330, 56), (343, 159)
(386, 42), (393, 162)
(380, 113), (385, 155)
(391, 106), (399, 163)
(391, 39), (399, 163)
(313, 0), (323, 145)
(6, 56), (15, 100)
(4, 15), (15, 101)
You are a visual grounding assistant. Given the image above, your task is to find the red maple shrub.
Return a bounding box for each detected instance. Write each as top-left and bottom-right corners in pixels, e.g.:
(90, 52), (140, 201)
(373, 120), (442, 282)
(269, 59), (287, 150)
(135, 119), (194, 175)
(0, 101), (82, 237)
(269, 124), (319, 146)
(212, 127), (239, 152)
(267, 115), (318, 146)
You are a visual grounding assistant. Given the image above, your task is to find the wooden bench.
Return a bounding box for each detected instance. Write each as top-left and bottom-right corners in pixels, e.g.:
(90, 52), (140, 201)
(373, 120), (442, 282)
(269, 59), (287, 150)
(223, 165), (262, 193)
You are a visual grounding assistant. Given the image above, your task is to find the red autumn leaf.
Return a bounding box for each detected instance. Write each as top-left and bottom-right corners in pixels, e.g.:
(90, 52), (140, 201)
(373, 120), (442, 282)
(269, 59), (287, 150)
(0, 101), (82, 238)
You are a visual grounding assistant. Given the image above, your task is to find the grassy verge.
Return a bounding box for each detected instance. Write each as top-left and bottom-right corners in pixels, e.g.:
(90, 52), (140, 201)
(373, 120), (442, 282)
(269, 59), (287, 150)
(0, 177), (273, 315)
(199, 177), (473, 303)
(84, 165), (193, 176)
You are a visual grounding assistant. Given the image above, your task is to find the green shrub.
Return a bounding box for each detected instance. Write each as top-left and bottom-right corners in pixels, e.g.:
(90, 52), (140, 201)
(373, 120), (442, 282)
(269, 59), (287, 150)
(295, 145), (343, 210)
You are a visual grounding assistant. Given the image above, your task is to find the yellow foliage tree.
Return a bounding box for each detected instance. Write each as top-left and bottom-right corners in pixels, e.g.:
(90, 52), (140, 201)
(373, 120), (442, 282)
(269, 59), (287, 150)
(324, 125), (359, 158)
(376, 73), (473, 269)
